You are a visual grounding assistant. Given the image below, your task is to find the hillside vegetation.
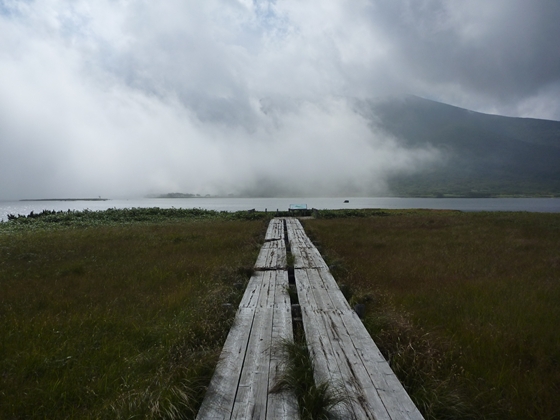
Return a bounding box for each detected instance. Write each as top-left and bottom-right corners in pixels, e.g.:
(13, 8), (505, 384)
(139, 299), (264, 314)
(359, 95), (560, 196)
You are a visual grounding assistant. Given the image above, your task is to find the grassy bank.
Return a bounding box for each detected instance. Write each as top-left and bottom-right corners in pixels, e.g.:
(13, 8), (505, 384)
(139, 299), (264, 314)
(0, 209), (268, 419)
(304, 210), (560, 419)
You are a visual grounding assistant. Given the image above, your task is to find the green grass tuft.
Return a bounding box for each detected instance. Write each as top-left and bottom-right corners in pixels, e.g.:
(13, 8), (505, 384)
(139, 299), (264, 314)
(271, 339), (350, 420)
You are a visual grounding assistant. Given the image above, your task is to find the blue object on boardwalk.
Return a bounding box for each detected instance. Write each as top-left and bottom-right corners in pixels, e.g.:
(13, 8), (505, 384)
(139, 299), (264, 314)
(288, 204), (307, 210)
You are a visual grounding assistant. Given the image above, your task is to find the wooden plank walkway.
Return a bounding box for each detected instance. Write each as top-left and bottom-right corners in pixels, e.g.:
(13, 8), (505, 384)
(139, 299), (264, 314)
(285, 218), (424, 420)
(197, 218), (423, 420)
(196, 219), (298, 420)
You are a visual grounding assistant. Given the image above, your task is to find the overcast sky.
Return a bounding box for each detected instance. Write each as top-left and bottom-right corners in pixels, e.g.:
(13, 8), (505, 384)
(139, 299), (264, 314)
(1, 0), (559, 199)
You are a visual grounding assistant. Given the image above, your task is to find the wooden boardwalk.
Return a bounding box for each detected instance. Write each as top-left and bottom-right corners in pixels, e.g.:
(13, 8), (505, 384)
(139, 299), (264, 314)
(197, 218), (423, 420)
(196, 219), (298, 419)
(286, 218), (423, 419)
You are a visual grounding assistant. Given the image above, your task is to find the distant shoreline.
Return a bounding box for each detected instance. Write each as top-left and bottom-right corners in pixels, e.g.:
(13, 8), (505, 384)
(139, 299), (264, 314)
(20, 198), (109, 202)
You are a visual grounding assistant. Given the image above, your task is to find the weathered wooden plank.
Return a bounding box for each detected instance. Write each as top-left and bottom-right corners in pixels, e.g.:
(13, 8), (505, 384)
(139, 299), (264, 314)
(196, 308), (256, 419)
(238, 271), (265, 309)
(291, 245), (329, 269)
(254, 240), (286, 270)
(294, 268), (356, 419)
(198, 219), (298, 419)
(267, 270), (299, 420)
(261, 239), (286, 252)
(231, 271), (276, 419)
(265, 218), (285, 241)
(230, 270), (299, 420)
(300, 269), (389, 419)
(309, 268), (421, 419)
(284, 219), (314, 247)
(310, 269), (419, 411)
(286, 219), (424, 420)
(297, 268), (388, 419)
(338, 309), (423, 419)
(285, 218), (328, 269)
(200, 217), (420, 420)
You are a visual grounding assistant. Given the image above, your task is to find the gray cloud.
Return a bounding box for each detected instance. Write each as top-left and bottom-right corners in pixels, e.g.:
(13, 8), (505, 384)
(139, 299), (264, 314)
(0, 0), (558, 199)
(369, 1), (560, 114)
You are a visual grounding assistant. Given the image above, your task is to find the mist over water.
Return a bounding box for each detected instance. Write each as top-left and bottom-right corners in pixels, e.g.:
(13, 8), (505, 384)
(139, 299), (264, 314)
(0, 95), (441, 199)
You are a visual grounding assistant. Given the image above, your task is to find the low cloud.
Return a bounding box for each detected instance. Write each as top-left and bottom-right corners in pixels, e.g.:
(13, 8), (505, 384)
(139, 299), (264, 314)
(0, 65), (440, 197)
(0, 1), (558, 199)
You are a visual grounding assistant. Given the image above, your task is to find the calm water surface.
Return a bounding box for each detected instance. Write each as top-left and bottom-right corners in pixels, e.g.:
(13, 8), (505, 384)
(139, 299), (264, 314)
(1, 197), (560, 222)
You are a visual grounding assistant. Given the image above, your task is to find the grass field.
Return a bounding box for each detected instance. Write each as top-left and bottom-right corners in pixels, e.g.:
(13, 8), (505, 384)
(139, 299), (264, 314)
(2, 208), (559, 419)
(304, 210), (560, 420)
(0, 209), (267, 419)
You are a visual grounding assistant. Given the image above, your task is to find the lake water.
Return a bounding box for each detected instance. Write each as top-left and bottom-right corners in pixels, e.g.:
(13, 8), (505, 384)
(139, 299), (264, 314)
(1, 197), (560, 222)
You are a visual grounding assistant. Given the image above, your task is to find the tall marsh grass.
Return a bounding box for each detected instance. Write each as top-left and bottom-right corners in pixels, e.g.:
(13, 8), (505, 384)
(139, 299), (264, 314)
(305, 210), (560, 420)
(0, 213), (267, 419)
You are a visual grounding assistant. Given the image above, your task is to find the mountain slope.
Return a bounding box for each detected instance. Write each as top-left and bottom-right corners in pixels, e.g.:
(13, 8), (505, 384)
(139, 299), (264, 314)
(358, 95), (560, 196)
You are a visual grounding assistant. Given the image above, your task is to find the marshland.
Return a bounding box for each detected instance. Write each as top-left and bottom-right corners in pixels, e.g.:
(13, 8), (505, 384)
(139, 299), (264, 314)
(1, 208), (559, 419)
